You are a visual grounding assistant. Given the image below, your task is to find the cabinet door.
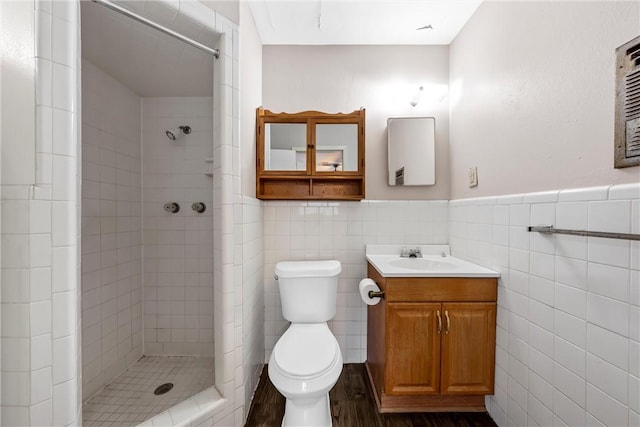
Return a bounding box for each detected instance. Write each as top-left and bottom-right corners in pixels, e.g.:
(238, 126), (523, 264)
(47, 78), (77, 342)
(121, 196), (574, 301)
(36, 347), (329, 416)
(440, 302), (496, 395)
(385, 302), (441, 395)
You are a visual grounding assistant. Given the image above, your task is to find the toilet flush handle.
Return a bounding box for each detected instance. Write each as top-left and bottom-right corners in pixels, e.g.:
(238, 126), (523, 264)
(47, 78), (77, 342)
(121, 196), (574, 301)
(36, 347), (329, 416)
(274, 275), (278, 281)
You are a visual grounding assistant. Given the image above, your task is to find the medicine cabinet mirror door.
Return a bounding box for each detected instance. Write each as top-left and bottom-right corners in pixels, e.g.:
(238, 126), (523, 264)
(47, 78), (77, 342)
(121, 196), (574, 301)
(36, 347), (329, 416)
(314, 122), (360, 173)
(387, 117), (436, 186)
(262, 122), (309, 172)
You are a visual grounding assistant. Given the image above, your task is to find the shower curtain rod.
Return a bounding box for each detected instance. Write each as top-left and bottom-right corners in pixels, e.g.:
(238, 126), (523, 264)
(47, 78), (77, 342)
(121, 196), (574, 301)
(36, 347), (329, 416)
(92, 0), (221, 59)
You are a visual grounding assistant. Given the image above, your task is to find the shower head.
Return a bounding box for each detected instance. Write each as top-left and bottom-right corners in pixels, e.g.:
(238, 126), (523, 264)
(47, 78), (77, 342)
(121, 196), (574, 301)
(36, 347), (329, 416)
(166, 125), (192, 141)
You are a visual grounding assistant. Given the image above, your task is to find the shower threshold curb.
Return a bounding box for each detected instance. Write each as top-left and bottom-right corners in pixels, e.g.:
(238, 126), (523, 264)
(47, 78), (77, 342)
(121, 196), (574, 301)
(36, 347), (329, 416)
(138, 386), (225, 427)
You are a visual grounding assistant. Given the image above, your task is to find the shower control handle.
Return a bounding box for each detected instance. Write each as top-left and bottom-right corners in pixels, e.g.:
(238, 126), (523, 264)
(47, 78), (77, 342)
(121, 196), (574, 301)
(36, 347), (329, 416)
(192, 202), (206, 213)
(164, 202), (180, 214)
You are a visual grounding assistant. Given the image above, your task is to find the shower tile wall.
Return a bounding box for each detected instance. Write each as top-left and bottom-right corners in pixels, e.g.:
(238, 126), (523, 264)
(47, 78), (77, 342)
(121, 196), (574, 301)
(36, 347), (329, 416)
(448, 184), (640, 427)
(142, 97), (214, 356)
(263, 200), (449, 363)
(81, 61), (143, 401)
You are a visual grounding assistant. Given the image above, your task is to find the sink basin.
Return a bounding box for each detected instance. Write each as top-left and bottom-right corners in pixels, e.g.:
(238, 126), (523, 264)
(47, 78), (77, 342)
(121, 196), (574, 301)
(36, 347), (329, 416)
(365, 245), (500, 278)
(388, 258), (457, 271)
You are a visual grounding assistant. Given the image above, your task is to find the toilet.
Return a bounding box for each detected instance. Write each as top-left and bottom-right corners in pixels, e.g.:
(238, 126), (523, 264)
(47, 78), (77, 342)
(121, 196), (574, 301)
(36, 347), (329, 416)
(268, 260), (343, 427)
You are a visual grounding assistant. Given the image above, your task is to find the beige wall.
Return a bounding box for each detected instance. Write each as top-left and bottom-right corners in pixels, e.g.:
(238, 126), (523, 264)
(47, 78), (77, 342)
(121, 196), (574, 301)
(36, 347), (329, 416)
(240, 1), (262, 197)
(263, 45), (451, 200)
(449, 1), (640, 199)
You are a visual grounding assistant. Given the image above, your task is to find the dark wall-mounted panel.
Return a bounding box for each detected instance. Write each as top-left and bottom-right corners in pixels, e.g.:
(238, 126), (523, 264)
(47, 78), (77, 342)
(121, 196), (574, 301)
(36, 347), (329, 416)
(615, 36), (640, 168)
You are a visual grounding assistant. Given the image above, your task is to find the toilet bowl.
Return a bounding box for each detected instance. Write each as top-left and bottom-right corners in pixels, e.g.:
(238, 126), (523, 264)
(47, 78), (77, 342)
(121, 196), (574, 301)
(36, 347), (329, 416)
(269, 324), (343, 427)
(269, 260), (343, 427)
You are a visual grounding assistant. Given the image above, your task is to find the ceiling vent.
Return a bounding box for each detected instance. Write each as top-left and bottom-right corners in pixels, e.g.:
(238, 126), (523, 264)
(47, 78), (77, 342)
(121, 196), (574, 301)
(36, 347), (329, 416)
(615, 36), (640, 168)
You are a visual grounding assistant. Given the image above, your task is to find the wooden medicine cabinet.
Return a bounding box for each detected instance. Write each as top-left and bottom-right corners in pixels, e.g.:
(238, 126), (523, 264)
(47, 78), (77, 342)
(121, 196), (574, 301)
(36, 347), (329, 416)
(256, 108), (365, 200)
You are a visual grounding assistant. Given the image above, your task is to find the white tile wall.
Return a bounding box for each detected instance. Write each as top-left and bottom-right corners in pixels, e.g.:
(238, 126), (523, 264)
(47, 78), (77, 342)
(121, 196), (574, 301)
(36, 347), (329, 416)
(1, 0), (81, 425)
(264, 200), (449, 363)
(211, 24), (249, 426)
(142, 96), (214, 356)
(449, 183), (640, 427)
(241, 198), (264, 416)
(81, 60), (143, 401)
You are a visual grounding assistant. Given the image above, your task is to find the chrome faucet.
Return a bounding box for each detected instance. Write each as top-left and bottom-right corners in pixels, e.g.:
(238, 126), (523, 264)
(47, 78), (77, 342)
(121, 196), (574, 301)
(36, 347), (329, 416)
(400, 247), (422, 258)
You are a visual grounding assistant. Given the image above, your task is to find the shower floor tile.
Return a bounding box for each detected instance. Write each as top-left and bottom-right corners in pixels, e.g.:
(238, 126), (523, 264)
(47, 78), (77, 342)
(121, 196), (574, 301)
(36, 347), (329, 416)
(83, 356), (215, 427)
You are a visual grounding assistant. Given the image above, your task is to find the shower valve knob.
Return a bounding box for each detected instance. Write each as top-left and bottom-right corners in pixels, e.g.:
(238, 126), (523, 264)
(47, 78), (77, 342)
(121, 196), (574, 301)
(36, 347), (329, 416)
(192, 202), (206, 213)
(164, 202), (180, 214)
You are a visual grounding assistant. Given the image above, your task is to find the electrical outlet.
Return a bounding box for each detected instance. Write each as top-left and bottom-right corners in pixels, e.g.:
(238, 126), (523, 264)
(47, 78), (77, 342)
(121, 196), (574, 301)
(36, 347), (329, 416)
(468, 167), (478, 187)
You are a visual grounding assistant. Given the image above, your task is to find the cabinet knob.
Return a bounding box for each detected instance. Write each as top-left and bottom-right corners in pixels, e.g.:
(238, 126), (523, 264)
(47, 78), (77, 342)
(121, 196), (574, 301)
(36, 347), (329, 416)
(436, 310), (442, 335)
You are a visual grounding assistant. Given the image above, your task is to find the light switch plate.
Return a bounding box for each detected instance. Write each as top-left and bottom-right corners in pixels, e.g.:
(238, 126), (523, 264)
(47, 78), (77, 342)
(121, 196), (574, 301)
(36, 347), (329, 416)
(468, 167), (478, 187)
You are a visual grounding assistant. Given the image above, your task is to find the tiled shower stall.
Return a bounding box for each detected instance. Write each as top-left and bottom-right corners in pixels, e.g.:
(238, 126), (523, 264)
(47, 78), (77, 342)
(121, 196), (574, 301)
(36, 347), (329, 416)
(81, 58), (217, 405)
(0, 1), (266, 425)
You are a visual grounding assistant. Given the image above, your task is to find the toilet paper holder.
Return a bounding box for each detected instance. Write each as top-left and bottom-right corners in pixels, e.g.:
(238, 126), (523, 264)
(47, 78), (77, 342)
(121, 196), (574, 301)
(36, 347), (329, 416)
(368, 290), (385, 299)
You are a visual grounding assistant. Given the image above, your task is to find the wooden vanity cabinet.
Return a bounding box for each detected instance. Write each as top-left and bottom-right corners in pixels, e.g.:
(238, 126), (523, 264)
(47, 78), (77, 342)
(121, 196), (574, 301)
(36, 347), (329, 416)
(366, 263), (497, 413)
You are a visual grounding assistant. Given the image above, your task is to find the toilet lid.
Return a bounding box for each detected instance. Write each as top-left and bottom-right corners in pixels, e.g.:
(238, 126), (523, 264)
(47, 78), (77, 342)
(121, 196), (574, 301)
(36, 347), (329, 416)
(273, 324), (339, 378)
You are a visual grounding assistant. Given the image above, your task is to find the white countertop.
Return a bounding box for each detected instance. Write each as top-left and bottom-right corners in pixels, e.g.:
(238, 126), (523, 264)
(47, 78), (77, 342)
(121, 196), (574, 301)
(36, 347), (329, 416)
(365, 245), (500, 278)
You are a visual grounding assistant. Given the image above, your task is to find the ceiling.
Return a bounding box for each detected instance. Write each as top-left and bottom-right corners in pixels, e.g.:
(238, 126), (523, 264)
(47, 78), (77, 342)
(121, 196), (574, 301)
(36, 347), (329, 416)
(81, 0), (482, 96)
(248, 0), (483, 45)
(81, 1), (214, 97)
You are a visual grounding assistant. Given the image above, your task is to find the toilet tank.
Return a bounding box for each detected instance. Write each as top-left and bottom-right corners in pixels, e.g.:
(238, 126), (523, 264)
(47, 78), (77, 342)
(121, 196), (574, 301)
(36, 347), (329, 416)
(275, 260), (341, 322)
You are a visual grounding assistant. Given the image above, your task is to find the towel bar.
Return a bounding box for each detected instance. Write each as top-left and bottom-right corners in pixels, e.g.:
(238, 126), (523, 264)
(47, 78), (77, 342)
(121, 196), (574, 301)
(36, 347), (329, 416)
(527, 225), (640, 241)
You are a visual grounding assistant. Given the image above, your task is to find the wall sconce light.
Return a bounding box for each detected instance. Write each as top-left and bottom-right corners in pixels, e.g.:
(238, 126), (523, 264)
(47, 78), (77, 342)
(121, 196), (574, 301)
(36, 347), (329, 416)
(410, 86), (424, 107)
(409, 84), (449, 107)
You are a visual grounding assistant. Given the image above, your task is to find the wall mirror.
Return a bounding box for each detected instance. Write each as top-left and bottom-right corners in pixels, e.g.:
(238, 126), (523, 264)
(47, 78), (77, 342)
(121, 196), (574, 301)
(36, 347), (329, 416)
(256, 108), (365, 200)
(387, 117), (435, 186)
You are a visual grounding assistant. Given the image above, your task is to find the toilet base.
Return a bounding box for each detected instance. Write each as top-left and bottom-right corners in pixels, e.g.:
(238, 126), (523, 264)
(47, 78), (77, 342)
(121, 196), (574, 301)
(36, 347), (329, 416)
(281, 393), (332, 427)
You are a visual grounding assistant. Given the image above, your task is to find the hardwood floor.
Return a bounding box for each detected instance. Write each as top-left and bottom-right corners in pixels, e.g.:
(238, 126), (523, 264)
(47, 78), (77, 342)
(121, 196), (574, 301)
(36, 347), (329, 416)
(245, 364), (498, 427)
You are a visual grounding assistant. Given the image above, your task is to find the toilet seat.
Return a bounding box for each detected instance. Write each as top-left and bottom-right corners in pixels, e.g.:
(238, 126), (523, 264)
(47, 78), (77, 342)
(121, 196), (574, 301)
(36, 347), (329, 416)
(273, 323), (340, 379)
